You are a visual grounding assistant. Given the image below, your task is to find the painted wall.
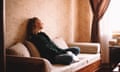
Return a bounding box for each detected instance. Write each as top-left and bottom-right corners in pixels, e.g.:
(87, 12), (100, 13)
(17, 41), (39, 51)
(5, 0), (72, 48)
(5, 0), (93, 49)
(72, 0), (93, 42)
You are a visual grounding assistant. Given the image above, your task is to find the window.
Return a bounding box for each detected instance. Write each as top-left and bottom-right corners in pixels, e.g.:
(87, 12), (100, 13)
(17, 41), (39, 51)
(109, 0), (120, 33)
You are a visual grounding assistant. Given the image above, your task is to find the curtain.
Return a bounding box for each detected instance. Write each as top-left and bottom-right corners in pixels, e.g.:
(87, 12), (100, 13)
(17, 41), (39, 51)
(90, 0), (110, 42)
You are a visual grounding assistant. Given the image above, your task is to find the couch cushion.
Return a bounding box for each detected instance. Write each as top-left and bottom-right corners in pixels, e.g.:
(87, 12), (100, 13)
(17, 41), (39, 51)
(24, 41), (40, 57)
(68, 42), (100, 54)
(71, 54), (100, 72)
(51, 54), (87, 72)
(6, 42), (30, 57)
(50, 54), (100, 72)
(53, 37), (68, 49)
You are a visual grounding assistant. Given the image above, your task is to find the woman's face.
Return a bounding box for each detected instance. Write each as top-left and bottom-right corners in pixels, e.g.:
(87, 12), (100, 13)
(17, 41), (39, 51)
(35, 19), (44, 30)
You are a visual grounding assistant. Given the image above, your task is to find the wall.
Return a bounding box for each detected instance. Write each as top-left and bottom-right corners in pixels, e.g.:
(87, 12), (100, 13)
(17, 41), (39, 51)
(5, 0), (72, 48)
(5, 0), (93, 49)
(72, 0), (93, 42)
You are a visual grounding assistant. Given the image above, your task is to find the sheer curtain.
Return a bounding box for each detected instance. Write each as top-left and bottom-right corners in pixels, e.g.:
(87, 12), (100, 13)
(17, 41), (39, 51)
(100, 0), (120, 63)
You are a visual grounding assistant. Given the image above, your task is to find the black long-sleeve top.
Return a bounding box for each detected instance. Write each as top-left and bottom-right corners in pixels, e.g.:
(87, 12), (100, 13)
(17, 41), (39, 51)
(28, 32), (65, 63)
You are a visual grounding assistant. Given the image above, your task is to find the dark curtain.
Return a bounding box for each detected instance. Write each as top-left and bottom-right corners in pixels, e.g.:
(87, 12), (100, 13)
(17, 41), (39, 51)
(90, 0), (110, 42)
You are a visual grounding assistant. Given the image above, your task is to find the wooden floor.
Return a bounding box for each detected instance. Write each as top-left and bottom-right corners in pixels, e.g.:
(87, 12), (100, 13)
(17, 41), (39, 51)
(96, 67), (111, 72)
(95, 64), (113, 72)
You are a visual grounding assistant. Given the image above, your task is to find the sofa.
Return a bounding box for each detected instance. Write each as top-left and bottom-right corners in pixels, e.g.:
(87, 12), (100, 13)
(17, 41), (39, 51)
(6, 37), (101, 72)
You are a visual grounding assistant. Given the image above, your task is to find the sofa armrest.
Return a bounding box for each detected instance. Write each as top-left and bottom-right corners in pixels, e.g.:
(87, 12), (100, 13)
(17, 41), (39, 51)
(68, 42), (100, 54)
(6, 55), (52, 72)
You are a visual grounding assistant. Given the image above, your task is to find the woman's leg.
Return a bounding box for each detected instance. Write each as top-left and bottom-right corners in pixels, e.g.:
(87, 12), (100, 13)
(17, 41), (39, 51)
(64, 47), (80, 55)
(54, 54), (73, 65)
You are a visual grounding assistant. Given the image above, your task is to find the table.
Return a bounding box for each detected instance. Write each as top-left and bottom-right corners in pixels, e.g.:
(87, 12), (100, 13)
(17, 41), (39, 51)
(109, 46), (120, 69)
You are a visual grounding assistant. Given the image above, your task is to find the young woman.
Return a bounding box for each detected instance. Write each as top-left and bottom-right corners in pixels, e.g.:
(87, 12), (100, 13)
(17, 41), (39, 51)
(26, 17), (80, 65)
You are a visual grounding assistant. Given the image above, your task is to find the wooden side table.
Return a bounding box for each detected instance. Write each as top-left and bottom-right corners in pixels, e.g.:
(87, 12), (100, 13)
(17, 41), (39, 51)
(109, 46), (120, 69)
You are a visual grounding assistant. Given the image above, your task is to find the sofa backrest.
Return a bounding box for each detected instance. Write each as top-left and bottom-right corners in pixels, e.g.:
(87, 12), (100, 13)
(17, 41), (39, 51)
(6, 41), (41, 57)
(24, 37), (69, 57)
(6, 37), (70, 57)
(52, 37), (69, 49)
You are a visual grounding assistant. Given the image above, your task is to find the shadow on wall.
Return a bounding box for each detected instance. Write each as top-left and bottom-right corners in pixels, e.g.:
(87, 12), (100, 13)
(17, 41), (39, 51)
(15, 19), (28, 44)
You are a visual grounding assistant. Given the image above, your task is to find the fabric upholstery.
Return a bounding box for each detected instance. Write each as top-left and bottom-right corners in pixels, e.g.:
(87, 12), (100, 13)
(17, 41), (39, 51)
(6, 55), (47, 72)
(6, 38), (101, 72)
(6, 42), (30, 57)
(24, 41), (40, 57)
(52, 37), (68, 49)
(51, 54), (100, 72)
(68, 42), (100, 54)
(71, 54), (100, 72)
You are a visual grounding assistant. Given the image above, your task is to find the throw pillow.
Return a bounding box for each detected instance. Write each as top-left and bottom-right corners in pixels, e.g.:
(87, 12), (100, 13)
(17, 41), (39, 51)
(52, 37), (68, 49)
(24, 41), (40, 57)
(6, 42), (30, 57)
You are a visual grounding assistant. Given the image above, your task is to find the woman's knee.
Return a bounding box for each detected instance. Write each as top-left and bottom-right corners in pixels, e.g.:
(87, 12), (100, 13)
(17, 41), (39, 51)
(74, 47), (80, 54)
(54, 54), (73, 65)
(66, 47), (80, 55)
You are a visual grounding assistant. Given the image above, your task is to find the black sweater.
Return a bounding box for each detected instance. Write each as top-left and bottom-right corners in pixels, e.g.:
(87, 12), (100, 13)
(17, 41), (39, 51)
(28, 32), (66, 63)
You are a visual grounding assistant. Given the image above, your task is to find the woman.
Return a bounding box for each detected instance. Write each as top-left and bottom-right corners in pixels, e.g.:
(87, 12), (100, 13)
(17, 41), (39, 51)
(26, 17), (80, 65)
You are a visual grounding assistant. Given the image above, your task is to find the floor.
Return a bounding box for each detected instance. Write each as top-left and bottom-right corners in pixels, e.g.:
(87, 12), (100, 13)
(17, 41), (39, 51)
(95, 64), (115, 72)
(96, 67), (111, 72)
